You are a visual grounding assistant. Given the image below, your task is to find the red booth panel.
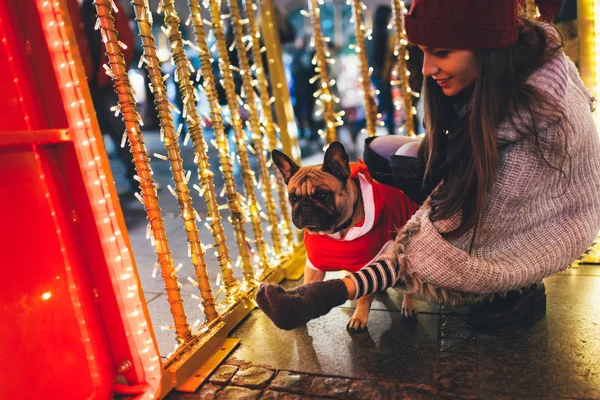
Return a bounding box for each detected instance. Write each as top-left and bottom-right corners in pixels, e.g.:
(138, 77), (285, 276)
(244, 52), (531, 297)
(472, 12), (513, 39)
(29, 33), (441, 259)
(0, 144), (114, 399)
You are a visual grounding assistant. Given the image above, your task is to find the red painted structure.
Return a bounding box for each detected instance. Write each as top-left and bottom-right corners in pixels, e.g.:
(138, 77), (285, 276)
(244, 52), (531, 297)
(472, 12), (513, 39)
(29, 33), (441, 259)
(0, 1), (161, 398)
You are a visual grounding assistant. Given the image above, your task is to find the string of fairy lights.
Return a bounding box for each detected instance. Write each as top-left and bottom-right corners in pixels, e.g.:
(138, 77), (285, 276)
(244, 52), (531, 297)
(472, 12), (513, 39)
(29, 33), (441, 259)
(243, 0), (295, 250)
(303, 0), (344, 145)
(303, 0), (417, 141)
(206, 0), (275, 282)
(391, 0), (416, 137)
(346, 0), (378, 137)
(129, 0), (219, 326)
(93, 0), (195, 345)
(227, 0), (281, 269)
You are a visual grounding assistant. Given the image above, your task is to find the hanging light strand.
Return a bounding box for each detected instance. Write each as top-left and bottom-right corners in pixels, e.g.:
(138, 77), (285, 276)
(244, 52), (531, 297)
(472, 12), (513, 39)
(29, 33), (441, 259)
(391, 0), (416, 136)
(187, 0), (258, 286)
(243, 0), (294, 251)
(525, 0), (540, 20)
(348, 0), (377, 136)
(228, 0), (280, 269)
(130, 0), (219, 322)
(307, 0), (342, 145)
(92, 0), (192, 343)
(161, 0), (241, 295)
(207, 0), (268, 282)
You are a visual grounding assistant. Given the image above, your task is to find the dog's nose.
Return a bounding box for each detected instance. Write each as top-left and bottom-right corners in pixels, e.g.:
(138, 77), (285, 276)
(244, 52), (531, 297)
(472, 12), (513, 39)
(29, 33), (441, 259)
(292, 205), (317, 228)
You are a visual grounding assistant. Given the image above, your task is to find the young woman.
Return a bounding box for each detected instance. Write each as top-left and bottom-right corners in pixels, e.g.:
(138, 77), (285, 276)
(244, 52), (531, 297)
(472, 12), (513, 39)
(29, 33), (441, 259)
(257, 0), (600, 331)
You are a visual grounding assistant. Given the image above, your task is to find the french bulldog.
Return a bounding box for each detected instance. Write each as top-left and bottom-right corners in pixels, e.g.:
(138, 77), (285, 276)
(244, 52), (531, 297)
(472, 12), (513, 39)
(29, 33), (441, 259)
(272, 142), (417, 331)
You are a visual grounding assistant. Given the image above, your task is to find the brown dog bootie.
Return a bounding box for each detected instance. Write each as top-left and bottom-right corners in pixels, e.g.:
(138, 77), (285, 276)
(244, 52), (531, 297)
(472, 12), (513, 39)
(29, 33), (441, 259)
(256, 280), (349, 330)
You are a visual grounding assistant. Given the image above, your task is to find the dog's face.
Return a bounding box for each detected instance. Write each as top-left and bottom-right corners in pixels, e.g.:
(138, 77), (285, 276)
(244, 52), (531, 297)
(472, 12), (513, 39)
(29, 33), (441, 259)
(272, 142), (356, 234)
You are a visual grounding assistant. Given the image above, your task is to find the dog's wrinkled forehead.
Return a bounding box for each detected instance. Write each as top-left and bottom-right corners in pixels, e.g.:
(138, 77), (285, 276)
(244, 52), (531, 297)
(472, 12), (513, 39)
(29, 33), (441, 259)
(288, 166), (343, 196)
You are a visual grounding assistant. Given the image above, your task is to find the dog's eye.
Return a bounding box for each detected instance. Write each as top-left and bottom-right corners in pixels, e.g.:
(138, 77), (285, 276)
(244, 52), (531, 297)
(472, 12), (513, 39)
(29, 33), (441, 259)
(316, 191), (329, 200)
(289, 194), (299, 203)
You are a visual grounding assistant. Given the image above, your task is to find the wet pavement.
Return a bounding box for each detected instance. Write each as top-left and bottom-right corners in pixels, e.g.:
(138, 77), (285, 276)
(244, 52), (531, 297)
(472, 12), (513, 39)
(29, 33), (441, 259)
(107, 128), (600, 399)
(167, 267), (600, 399)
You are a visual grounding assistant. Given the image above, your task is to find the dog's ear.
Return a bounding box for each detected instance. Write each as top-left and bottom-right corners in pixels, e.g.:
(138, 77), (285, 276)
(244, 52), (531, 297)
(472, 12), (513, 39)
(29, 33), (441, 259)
(272, 149), (300, 184)
(322, 141), (350, 182)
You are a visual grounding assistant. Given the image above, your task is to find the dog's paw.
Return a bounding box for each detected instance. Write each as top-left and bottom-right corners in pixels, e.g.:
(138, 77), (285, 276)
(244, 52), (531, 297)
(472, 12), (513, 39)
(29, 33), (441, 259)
(401, 295), (418, 320)
(347, 308), (369, 332)
(346, 316), (368, 332)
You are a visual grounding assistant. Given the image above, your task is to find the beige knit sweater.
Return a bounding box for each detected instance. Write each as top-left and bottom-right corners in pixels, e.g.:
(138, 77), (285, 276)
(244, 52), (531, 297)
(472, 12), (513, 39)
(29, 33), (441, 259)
(382, 52), (600, 302)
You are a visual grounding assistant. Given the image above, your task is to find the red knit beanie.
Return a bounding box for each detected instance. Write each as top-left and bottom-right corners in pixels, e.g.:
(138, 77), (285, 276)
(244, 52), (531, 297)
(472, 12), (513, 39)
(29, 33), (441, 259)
(405, 0), (520, 49)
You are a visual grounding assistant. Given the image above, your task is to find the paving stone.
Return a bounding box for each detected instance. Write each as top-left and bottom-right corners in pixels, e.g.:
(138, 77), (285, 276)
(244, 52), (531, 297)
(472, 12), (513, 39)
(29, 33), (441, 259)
(436, 353), (478, 392)
(438, 352), (478, 373)
(474, 335), (497, 353)
(224, 358), (247, 367)
(440, 316), (474, 340)
(346, 380), (395, 400)
(478, 394), (549, 400)
(269, 371), (313, 394)
(441, 329), (473, 340)
(396, 383), (438, 399)
(194, 382), (222, 400)
(259, 391), (299, 400)
(440, 338), (477, 354)
(438, 389), (479, 399)
(441, 316), (468, 330)
(230, 366), (275, 388)
(437, 368), (478, 392)
(400, 358), (438, 387)
(307, 376), (352, 398)
(441, 305), (470, 316)
(477, 353), (550, 395)
(215, 386), (261, 400)
(259, 390), (318, 400)
(209, 365), (239, 385)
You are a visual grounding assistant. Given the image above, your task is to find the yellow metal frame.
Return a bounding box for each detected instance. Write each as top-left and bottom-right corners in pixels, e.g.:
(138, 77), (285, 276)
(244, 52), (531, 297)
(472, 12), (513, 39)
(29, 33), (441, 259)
(260, 0), (302, 165)
(578, 0), (600, 265)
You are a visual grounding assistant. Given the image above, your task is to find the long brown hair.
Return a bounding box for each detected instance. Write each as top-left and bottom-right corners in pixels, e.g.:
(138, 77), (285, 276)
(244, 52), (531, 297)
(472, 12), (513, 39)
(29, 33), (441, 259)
(421, 19), (568, 249)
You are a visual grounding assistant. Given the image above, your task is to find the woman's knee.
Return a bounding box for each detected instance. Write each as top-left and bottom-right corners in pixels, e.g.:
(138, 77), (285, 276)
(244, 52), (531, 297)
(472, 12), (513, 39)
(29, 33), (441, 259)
(395, 141), (421, 158)
(369, 135), (421, 160)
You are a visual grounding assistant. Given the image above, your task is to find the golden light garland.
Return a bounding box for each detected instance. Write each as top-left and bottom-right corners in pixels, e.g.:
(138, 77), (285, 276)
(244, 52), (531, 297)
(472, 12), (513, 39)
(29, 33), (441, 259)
(347, 0), (377, 137)
(243, 0), (294, 251)
(207, 0), (271, 280)
(391, 0), (416, 136)
(525, 0), (539, 20)
(159, 0), (242, 295)
(227, 0), (280, 268)
(92, 0), (192, 343)
(185, 0), (263, 285)
(130, 0), (218, 323)
(305, 0), (344, 145)
(574, 0), (600, 266)
(258, 0), (302, 166)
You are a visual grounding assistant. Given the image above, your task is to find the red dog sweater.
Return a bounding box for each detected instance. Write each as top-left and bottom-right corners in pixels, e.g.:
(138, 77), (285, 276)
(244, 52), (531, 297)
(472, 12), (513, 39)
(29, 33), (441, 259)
(304, 161), (419, 273)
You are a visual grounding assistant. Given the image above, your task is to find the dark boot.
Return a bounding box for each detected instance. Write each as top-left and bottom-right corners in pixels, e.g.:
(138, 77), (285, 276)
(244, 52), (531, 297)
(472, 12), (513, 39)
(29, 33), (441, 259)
(255, 280), (349, 330)
(466, 282), (546, 332)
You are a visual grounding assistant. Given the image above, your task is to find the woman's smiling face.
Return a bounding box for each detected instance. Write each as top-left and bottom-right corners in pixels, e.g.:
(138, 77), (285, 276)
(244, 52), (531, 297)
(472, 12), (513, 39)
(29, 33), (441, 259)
(419, 46), (478, 97)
